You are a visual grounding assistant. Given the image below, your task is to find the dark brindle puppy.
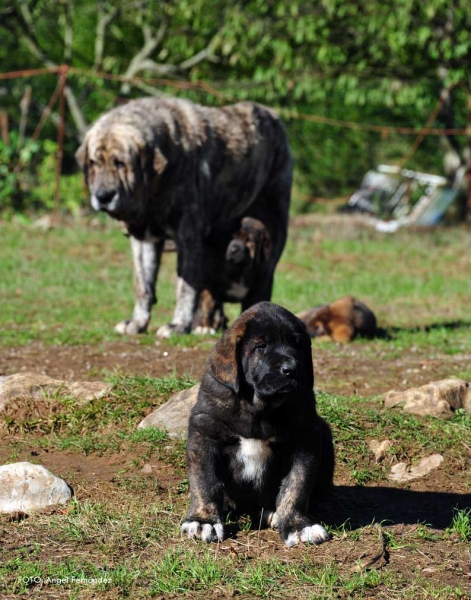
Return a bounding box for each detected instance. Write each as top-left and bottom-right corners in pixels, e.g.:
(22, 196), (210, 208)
(76, 98), (292, 337)
(182, 302), (334, 546)
(193, 217), (273, 333)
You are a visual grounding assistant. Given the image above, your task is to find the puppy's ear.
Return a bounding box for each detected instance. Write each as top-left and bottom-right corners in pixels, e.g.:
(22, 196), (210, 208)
(302, 332), (315, 390)
(207, 328), (242, 395)
(153, 148), (168, 175)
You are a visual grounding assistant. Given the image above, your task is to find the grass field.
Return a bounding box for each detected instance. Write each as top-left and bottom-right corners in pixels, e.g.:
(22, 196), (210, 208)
(1, 215), (471, 599)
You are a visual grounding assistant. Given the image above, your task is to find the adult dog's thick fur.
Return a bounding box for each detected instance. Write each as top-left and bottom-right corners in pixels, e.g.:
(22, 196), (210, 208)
(193, 217), (273, 333)
(76, 98), (292, 337)
(297, 296), (377, 342)
(182, 302), (334, 547)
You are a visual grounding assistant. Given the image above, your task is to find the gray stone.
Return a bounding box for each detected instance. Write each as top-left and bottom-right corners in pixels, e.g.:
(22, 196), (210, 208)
(138, 384), (200, 438)
(0, 462), (73, 513)
(389, 454), (444, 483)
(383, 379), (471, 418)
(0, 372), (112, 412)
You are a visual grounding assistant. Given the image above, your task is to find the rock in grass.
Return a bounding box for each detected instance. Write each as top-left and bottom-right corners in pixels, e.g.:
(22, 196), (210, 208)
(383, 379), (471, 418)
(0, 462), (73, 513)
(389, 454), (444, 483)
(0, 372), (111, 414)
(138, 384), (200, 438)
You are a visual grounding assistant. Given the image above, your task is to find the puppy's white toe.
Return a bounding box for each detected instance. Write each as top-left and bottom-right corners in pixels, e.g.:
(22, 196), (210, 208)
(284, 524), (330, 547)
(181, 520), (201, 538)
(181, 520), (224, 542)
(285, 531), (301, 547)
(201, 523), (214, 541)
(300, 524), (330, 544)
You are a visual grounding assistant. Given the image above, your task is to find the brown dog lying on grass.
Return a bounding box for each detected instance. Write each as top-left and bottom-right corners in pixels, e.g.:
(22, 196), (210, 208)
(297, 296), (377, 342)
(192, 217), (273, 333)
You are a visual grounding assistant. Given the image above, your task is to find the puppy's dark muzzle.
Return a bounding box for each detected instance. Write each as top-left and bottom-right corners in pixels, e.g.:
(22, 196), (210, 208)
(226, 241), (248, 264)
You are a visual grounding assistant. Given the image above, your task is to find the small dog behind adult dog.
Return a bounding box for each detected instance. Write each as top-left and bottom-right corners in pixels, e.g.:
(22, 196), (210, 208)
(182, 301), (334, 547)
(297, 296), (377, 342)
(193, 217), (272, 333)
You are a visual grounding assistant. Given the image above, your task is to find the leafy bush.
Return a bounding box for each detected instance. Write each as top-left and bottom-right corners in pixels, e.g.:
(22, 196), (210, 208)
(0, 134), (84, 216)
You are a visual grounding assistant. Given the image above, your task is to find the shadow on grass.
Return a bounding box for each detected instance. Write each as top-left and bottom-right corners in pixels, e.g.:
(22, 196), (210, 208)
(323, 485), (471, 530)
(373, 319), (471, 341)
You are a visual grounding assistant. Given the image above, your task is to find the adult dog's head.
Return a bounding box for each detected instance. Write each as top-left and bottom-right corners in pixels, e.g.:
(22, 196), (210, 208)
(75, 101), (168, 223)
(208, 302), (314, 409)
(225, 217), (272, 266)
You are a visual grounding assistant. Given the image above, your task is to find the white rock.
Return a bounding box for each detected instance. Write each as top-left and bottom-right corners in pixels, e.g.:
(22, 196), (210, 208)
(389, 454), (444, 483)
(0, 462), (73, 513)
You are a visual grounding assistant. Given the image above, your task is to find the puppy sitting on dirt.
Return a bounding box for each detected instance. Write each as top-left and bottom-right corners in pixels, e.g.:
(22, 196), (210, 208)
(297, 296), (377, 343)
(182, 301), (334, 546)
(193, 217), (273, 334)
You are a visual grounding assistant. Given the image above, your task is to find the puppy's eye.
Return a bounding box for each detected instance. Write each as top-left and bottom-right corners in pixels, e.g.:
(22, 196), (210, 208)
(254, 342), (267, 352)
(89, 159), (97, 167)
(114, 158), (125, 169)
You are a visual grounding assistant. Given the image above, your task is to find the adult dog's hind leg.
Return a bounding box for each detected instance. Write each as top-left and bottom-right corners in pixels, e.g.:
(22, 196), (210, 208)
(115, 236), (164, 335)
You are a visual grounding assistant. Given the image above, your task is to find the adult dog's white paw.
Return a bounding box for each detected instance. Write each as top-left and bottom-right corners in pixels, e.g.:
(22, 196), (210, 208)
(181, 520), (224, 543)
(285, 524), (330, 547)
(156, 324), (175, 338)
(157, 323), (190, 338)
(115, 319), (147, 335)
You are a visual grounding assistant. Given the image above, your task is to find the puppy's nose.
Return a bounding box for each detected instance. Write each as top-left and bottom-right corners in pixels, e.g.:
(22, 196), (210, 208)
(96, 189), (116, 205)
(226, 241), (246, 262)
(280, 360), (297, 377)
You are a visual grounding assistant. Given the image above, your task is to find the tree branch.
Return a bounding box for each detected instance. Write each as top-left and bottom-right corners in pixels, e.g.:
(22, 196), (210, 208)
(94, 2), (121, 70)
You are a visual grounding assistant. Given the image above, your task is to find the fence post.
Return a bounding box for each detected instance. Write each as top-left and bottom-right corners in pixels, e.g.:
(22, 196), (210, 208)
(54, 64), (68, 219)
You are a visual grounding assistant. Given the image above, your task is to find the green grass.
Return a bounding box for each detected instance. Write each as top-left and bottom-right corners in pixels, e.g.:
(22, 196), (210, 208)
(447, 508), (471, 541)
(2, 218), (471, 350)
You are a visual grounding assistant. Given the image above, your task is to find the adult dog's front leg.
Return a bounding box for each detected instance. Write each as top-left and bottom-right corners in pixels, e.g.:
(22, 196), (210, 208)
(273, 449), (330, 547)
(115, 236), (164, 335)
(182, 432), (225, 542)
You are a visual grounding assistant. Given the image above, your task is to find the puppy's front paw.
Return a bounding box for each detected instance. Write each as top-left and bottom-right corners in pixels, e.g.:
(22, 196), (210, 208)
(181, 520), (224, 543)
(284, 523), (330, 547)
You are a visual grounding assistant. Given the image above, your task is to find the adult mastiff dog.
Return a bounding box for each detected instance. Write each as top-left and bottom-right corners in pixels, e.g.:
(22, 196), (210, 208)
(76, 97), (292, 337)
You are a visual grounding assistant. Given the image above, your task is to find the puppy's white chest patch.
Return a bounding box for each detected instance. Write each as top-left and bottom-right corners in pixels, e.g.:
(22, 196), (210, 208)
(236, 437), (273, 487)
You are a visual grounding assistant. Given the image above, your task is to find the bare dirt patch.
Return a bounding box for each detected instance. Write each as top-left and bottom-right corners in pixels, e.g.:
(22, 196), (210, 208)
(1, 337), (470, 397)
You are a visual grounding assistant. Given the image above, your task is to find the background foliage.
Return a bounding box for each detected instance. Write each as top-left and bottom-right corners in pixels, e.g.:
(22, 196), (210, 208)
(0, 0), (470, 214)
